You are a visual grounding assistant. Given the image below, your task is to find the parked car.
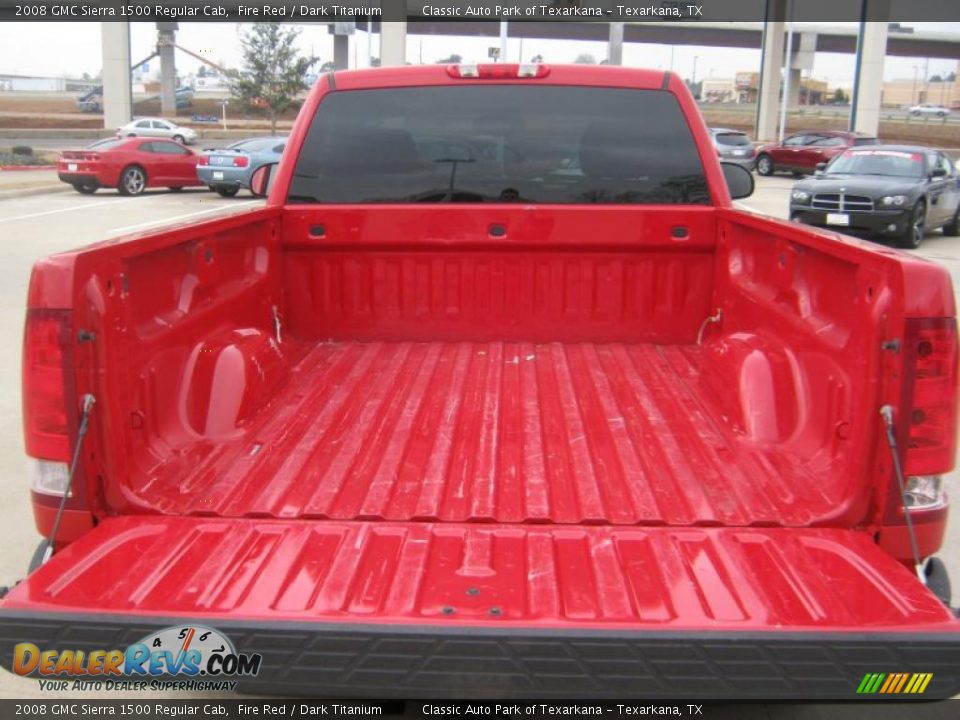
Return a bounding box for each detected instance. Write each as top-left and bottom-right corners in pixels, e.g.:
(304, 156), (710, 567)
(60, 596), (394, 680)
(6, 64), (960, 699)
(755, 130), (877, 176)
(908, 104), (951, 117)
(116, 117), (198, 145)
(197, 136), (287, 197)
(76, 87), (102, 113)
(708, 127), (755, 169)
(56, 137), (204, 195)
(789, 145), (960, 248)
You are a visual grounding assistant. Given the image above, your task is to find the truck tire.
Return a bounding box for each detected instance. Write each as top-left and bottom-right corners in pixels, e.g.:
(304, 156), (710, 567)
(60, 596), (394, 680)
(28, 539), (52, 574)
(923, 557), (951, 607)
(943, 207), (960, 236)
(118, 165), (147, 196)
(898, 201), (926, 249)
(756, 154), (774, 176)
(215, 187), (240, 198)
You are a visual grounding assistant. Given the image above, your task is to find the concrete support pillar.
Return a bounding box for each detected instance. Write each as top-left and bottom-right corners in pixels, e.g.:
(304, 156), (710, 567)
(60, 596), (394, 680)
(380, 22), (407, 67)
(158, 26), (177, 117)
(100, 21), (132, 130)
(755, 12), (785, 142)
(333, 34), (350, 70)
(850, 7), (889, 136)
(787, 68), (802, 106)
(608, 23), (624, 66)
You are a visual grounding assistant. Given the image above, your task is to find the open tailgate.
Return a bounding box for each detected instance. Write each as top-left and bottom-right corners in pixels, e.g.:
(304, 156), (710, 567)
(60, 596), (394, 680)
(2, 516), (959, 698)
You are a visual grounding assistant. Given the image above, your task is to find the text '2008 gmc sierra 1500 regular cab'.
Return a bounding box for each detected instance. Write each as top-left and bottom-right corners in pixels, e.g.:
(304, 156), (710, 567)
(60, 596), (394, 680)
(1, 64), (958, 699)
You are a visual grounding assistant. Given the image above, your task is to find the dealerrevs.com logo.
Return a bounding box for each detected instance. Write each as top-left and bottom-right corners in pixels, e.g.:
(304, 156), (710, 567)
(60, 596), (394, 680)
(13, 625), (261, 692)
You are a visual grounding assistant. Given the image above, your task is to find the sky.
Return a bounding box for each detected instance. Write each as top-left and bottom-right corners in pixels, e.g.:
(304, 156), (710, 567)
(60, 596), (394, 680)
(0, 21), (957, 88)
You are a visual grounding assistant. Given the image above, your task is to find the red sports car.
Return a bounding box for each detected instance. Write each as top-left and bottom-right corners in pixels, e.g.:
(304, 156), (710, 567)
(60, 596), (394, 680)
(755, 130), (878, 177)
(57, 137), (203, 195)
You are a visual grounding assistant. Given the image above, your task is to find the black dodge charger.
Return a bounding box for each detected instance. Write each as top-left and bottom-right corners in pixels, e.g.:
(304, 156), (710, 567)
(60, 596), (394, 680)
(789, 145), (960, 248)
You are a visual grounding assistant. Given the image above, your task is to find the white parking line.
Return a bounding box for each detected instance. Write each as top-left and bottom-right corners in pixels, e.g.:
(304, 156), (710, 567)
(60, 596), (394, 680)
(0, 197), (141, 225)
(106, 200), (261, 235)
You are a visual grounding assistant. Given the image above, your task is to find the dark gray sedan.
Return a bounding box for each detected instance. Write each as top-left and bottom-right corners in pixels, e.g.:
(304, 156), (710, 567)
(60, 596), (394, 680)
(789, 145), (960, 248)
(197, 137), (287, 197)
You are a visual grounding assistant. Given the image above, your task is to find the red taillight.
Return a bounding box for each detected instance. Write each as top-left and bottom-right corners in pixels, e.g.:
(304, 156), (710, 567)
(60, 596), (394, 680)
(23, 309), (71, 461)
(903, 318), (959, 475)
(232, 156), (249, 168)
(447, 63), (551, 79)
(198, 156), (209, 166)
(83, 152), (100, 162)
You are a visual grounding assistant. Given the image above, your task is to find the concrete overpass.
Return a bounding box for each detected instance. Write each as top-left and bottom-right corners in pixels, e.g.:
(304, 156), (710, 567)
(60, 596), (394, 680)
(99, 1), (957, 141)
(401, 20), (960, 60)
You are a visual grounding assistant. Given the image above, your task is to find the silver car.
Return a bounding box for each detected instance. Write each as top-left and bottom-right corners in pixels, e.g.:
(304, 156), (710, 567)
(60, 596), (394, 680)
(708, 128), (756, 170)
(908, 104), (951, 117)
(197, 137), (287, 197)
(116, 118), (198, 145)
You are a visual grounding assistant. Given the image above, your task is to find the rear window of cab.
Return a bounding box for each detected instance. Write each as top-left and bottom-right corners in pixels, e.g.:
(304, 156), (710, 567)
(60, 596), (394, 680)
(290, 85), (710, 205)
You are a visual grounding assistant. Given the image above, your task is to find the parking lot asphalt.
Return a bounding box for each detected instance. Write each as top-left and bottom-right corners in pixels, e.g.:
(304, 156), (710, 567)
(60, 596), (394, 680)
(0, 179), (957, 710)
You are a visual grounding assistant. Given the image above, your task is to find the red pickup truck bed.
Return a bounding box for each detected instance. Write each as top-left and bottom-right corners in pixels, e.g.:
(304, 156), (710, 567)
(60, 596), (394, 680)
(2, 65), (959, 699)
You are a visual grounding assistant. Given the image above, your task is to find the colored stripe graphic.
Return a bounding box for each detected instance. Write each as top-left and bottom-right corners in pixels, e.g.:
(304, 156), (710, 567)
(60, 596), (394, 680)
(892, 673), (910, 693)
(857, 672), (932, 694)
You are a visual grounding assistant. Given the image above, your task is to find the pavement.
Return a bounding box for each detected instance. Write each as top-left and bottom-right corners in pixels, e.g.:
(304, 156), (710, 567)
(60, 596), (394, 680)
(0, 180), (957, 714)
(0, 169), (65, 198)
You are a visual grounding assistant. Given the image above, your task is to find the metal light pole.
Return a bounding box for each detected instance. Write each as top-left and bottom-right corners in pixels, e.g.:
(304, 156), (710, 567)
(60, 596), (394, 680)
(499, 22), (508, 63)
(778, 17), (795, 144)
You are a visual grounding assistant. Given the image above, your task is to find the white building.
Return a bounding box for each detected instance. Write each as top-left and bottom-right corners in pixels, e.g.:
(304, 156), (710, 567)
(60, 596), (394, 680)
(0, 74), (67, 92)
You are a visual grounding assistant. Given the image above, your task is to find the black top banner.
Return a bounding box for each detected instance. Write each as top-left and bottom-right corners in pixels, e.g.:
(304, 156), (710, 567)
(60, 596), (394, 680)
(1, 0), (960, 22)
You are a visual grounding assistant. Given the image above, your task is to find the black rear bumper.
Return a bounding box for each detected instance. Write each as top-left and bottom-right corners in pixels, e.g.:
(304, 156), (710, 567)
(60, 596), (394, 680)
(1, 610), (958, 699)
(57, 173), (99, 187)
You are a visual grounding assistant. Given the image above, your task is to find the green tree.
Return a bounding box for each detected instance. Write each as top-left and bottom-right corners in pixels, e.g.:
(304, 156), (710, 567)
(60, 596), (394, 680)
(930, 74), (943, 83)
(231, 23), (317, 133)
(573, 53), (597, 64)
(320, 61), (336, 72)
(833, 87), (848, 104)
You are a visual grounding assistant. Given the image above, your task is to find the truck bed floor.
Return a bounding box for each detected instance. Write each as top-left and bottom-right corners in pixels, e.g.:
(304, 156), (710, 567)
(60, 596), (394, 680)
(139, 341), (829, 525)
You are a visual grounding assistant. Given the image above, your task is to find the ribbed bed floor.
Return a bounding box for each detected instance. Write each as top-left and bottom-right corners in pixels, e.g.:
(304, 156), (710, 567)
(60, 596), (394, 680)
(138, 341), (829, 525)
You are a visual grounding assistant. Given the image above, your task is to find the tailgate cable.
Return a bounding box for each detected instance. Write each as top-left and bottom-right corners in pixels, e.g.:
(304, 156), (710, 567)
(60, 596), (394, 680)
(696, 309), (722, 345)
(39, 393), (96, 566)
(879, 405), (924, 581)
(272, 305), (283, 344)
